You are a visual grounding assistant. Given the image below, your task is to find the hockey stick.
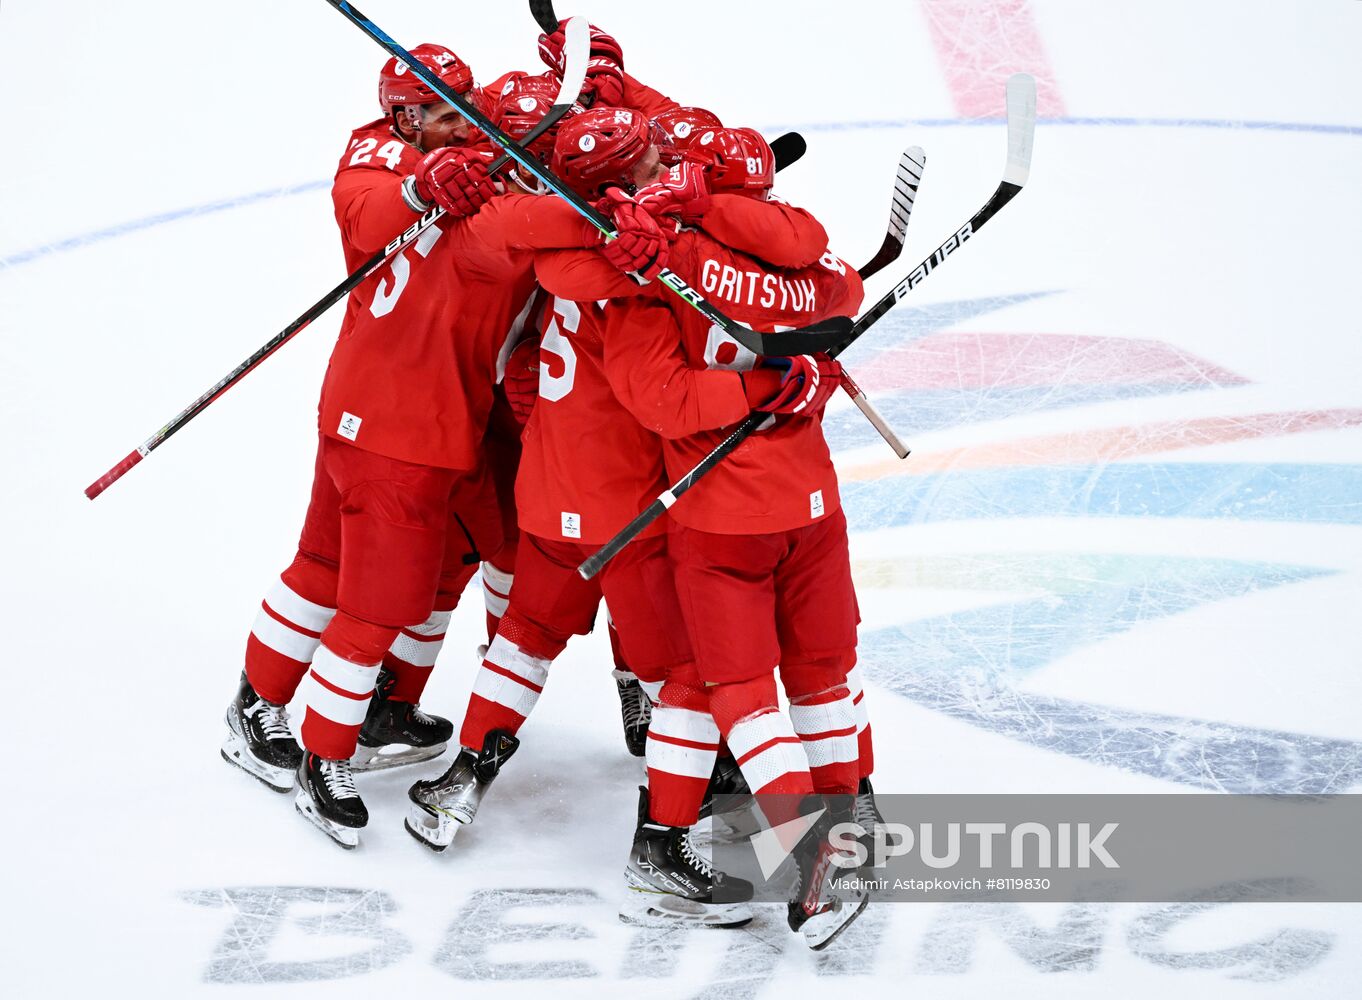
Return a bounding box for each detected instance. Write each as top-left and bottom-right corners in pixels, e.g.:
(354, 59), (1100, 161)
(82, 21), (594, 500)
(770, 131), (806, 171)
(326, 1), (852, 359)
(530, 0), (560, 33)
(841, 144), (926, 459)
(578, 75), (1036, 579)
(858, 146), (924, 280)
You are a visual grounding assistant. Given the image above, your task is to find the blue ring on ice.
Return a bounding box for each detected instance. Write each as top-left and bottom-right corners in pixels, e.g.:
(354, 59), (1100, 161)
(3, 116), (1358, 271)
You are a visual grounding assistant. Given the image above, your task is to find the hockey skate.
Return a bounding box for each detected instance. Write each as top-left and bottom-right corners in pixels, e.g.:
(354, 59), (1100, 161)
(295, 752), (368, 849)
(620, 788), (754, 928)
(613, 669), (651, 757)
(405, 730), (519, 852)
(220, 672), (303, 793)
(351, 669), (453, 772)
(786, 800), (870, 950)
(852, 776), (901, 864)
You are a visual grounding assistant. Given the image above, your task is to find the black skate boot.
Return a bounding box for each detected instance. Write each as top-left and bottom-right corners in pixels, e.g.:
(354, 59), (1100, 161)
(295, 752), (368, 849)
(221, 672), (303, 793)
(787, 798), (870, 950)
(698, 753), (762, 847)
(352, 669), (454, 772)
(853, 776), (901, 865)
(405, 730), (519, 852)
(621, 787), (754, 928)
(613, 669), (651, 757)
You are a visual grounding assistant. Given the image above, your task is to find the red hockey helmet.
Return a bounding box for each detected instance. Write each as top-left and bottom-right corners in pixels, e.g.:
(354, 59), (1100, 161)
(690, 126), (775, 199)
(491, 84), (579, 186)
(652, 107), (723, 151)
(378, 44), (475, 113)
(552, 107), (653, 196)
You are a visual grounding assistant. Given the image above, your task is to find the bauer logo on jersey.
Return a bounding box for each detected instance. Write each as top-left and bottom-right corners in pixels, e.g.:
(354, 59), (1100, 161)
(337, 412), (362, 441)
(810, 490), (825, 519)
(561, 512), (582, 539)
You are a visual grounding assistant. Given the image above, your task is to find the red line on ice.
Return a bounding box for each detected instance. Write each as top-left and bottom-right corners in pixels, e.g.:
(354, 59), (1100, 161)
(919, 0), (1067, 117)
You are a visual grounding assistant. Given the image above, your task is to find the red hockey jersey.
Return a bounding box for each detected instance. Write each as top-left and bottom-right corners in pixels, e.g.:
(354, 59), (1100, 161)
(599, 233), (864, 535)
(320, 121), (602, 471)
(528, 199), (849, 537)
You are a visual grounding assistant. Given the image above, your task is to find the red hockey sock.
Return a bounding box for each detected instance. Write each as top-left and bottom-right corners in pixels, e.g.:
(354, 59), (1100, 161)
(782, 659), (858, 796)
(646, 662), (718, 828)
(846, 662), (875, 778)
(708, 675), (813, 807)
(382, 607), (451, 703)
(298, 611), (400, 760)
(481, 559), (513, 642)
(458, 611), (563, 751)
(244, 552), (337, 705)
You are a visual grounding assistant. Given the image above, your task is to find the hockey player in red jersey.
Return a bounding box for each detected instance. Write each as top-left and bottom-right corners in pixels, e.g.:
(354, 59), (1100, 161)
(680, 125), (889, 818)
(405, 109), (840, 927)
(223, 44), (494, 810)
(221, 47), (670, 849)
(527, 125), (874, 947)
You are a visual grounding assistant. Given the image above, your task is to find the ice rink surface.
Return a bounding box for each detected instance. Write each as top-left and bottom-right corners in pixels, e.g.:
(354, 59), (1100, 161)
(2, 0), (1360, 995)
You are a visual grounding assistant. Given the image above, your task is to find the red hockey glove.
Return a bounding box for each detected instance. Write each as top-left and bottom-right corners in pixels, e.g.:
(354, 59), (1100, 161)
(634, 161), (712, 224)
(753, 354), (843, 416)
(581, 57), (625, 108)
(597, 188), (670, 281)
(538, 20), (625, 73)
(411, 148), (498, 216)
(502, 336), (541, 427)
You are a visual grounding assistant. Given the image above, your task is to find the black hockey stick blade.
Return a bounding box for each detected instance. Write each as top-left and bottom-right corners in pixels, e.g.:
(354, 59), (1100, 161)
(770, 132), (807, 172)
(529, 0), (560, 33)
(730, 315), (854, 357)
(857, 146), (925, 279)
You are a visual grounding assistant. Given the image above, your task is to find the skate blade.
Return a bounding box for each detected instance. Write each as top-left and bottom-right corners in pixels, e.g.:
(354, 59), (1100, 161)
(351, 741), (448, 773)
(294, 791), (361, 850)
(801, 893), (870, 951)
(619, 889), (752, 929)
(404, 800), (461, 852)
(220, 730), (294, 793)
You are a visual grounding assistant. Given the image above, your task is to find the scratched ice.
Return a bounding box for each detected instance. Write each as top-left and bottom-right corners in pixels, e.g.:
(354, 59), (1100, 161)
(858, 554), (1362, 793)
(827, 297), (1250, 451)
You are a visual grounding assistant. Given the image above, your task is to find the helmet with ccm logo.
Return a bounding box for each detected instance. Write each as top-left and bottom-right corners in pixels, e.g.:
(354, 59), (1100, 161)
(690, 126), (774, 198)
(552, 107), (653, 196)
(378, 44), (475, 113)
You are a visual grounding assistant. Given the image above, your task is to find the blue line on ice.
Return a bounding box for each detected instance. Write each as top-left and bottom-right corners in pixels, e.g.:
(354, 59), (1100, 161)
(3, 116), (1358, 271)
(842, 463), (1362, 529)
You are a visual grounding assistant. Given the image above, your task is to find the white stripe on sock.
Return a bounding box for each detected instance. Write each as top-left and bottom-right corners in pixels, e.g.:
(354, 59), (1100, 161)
(251, 607), (321, 663)
(263, 579), (335, 634)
